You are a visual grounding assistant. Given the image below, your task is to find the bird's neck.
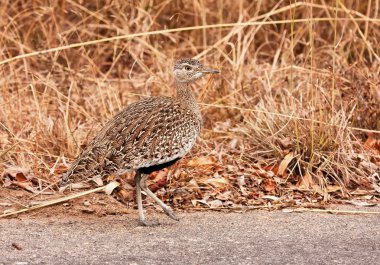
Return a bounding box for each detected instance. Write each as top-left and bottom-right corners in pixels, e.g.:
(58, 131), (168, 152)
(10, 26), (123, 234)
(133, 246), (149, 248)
(175, 82), (202, 128)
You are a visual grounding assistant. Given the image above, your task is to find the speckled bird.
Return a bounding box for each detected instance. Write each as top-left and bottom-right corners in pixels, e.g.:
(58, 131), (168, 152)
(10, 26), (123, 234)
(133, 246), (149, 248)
(59, 59), (220, 225)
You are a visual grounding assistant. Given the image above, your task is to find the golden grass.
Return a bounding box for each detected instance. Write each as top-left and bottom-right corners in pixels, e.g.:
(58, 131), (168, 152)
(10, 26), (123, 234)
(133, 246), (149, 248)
(0, 0), (379, 202)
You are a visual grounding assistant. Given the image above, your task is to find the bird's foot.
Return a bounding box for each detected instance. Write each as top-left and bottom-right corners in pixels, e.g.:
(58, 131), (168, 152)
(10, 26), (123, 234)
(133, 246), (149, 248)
(139, 219), (160, 227)
(163, 206), (179, 221)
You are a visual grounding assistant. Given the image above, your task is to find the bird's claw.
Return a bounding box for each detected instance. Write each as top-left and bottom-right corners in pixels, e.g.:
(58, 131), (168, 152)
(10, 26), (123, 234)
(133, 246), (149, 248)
(164, 207), (179, 221)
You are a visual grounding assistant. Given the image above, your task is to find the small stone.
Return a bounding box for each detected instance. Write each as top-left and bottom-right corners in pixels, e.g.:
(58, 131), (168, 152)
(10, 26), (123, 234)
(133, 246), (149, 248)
(11, 242), (22, 250)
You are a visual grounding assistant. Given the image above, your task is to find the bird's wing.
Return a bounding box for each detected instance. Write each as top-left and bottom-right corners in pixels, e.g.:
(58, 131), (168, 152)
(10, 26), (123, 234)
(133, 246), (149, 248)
(60, 97), (200, 186)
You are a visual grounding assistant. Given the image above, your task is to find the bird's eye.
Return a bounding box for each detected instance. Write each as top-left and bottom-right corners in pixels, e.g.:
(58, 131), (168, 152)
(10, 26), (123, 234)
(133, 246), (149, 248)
(185, 66), (192, 71)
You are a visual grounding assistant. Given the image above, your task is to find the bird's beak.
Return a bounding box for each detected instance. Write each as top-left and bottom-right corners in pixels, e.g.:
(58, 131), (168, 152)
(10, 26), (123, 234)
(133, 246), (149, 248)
(202, 66), (220, 74)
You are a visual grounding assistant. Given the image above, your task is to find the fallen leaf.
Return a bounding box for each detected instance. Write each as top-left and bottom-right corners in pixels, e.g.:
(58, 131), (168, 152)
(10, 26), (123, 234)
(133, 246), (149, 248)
(91, 176), (104, 186)
(205, 177), (229, 188)
(263, 164), (279, 175)
(209, 199), (223, 208)
(216, 191), (232, 200)
(364, 135), (380, 153)
(297, 171), (315, 189)
(325, 185), (342, 193)
(193, 199), (209, 206)
(187, 156), (215, 167)
(262, 179), (276, 193)
(12, 181), (37, 193)
(255, 167), (276, 178)
(186, 178), (200, 192)
(278, 152), (294, 177)
(116, 188), (134, 202)
(105, 181), (120, 195)
(2, 166), (33, 182)
(151, 169), (168, 188)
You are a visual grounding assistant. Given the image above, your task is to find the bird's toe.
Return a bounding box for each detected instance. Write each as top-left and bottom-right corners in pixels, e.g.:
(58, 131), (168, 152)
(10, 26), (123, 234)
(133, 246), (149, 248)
(164, 207), (179, 221)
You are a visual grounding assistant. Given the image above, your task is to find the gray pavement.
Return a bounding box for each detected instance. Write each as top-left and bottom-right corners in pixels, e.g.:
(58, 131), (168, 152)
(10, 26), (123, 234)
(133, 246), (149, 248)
(1, 209), (379, 264)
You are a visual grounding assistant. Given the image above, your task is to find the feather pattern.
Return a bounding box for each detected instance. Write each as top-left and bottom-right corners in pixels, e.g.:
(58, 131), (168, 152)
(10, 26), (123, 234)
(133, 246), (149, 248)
(59, 59), (218, 190)
(60, 95), (201, 186)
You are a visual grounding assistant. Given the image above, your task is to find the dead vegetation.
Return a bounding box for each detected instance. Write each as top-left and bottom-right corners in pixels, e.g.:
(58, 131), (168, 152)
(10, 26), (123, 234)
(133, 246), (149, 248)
(0, 0), (380, 214)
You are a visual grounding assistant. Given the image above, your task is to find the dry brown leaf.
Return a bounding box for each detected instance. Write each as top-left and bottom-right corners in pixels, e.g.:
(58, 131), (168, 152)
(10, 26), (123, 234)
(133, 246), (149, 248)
(12, 181), (37, 193)
(187, 156), (215, 167)
(325, 185), (342, 193)
(255, 167), (276, 178)
(278, 152), (294, 177)
(2, 166), (33, 182)
(1, 166), (38, 193)
(116, 188), (134, 201)
(149, 169), (168, 192)
(215, 191), (232, 201)
(297, 171), (315, 189)
(192, 199), (209, 206)
(205, 177), (229, 188)
(364, 136), (380, 154)
(186, 178), (200, 192)
(209, 199), (223, 208)
(262, 179), (276, 193)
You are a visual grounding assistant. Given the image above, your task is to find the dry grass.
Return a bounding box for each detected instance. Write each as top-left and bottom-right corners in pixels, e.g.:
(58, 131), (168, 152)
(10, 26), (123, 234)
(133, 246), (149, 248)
(0, 0), (380, 206)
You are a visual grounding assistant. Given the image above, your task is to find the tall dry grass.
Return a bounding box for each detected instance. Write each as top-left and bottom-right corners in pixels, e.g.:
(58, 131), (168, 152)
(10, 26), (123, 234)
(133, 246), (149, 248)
(0, 0), (379, 198)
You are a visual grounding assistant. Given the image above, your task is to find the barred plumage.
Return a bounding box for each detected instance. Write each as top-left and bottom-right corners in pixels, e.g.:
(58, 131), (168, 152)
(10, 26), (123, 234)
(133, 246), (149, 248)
(60, 59), (219, 225)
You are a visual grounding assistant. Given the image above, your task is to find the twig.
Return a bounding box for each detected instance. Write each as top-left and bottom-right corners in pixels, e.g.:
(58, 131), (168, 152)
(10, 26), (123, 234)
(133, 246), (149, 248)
(0, 185), (107, 218)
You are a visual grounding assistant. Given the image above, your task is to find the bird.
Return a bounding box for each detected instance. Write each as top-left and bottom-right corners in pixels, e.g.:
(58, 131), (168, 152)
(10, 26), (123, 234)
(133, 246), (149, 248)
(59, 58), (220, 225)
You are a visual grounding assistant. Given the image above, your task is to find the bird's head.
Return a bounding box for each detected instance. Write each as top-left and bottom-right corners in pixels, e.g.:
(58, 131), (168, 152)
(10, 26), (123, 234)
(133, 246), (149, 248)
(173, 59), (220, 83)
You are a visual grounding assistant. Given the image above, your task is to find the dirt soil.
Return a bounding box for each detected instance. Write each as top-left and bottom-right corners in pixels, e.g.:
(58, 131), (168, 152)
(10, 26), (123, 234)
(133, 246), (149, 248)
(1, 195), (380, 265)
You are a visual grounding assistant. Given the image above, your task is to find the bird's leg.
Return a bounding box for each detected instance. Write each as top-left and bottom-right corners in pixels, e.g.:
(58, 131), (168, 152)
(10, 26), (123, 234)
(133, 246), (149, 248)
(134, 171), (146, 225)
(138, 173), (179, 222)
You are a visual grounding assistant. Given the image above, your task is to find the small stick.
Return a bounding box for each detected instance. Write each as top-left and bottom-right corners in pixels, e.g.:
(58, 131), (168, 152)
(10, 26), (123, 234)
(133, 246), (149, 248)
(0, 185), (111, 218)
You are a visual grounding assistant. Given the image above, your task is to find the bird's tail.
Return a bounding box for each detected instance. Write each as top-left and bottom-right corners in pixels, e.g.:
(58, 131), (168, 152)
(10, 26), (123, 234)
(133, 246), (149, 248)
(59, 157), (89, 188)
(59, 166), (76, 188)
